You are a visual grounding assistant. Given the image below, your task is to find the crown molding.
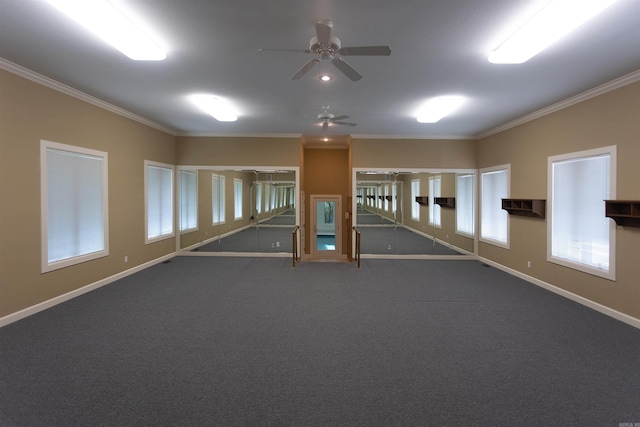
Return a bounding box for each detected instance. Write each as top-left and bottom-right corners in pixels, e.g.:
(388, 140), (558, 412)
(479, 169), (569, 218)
(478, 68), (640, 139)
(0, 58), (177, 136)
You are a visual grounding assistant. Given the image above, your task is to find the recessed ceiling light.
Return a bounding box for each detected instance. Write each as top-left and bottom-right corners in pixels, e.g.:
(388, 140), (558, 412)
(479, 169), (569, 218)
(323, 137), (329, 142)
(45, 0), (166, 60)
(320, 75), (331, 82)
(190, 94), (238, 122)
(416, 96), (465, 123)
(488, 0), (618, 64)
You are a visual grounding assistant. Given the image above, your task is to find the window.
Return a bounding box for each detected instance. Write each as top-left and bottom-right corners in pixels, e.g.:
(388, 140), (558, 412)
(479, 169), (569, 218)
(212, 174), (225, 224)
(264, 184), (271, 212)
(269, 184), (278, 211)
(456, 174), (475, 236)
(411, 179), (420, 220)
(429, 175), (441, 227)
(480, 165), (510, 247)
(234, 178), (243, 220)
(548, 146), (616, 279)
(392, 183), (397, 213)
(41, 140), (108, 272)
(145, 161), (174, 243)
(383, 184), (389, 211)
(179, 170), (198, 232)
(256, 182), (263, 214)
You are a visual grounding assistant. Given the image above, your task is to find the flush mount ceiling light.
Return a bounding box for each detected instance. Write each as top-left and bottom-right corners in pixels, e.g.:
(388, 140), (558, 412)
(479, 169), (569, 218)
(489, 0), (618, 64)
(45, 0), (166, 60)
(416, 96), (465, 123)
(190, 94), (238, 122)
(320, 75), (332, 82)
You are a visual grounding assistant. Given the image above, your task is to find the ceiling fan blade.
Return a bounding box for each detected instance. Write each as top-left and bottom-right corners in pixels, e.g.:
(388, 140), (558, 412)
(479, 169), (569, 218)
(331, 57), (362, 81)
(315, 21), (332, 46)
(322, 122), (328, 132)
(258, 48), (312, 54)
(338, 46), (392, 56)
(330, 115), (350, 121)
(332, 121), (357, 127)
(291, 58), (320, 80)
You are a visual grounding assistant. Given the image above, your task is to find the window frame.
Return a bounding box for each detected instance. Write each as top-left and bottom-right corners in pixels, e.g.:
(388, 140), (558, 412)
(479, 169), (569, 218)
(144, 160), (175, 244)
(428, 175), (442, 227)
(480, 164), (510, 248)
(212, 174), (226, 225)
(547, 146), (616, 280)
(234, 178), (243, 220)
(41, 140), (109, 273)
(456, 173), (475, 237)
(411, 179), (420, 221)
(178, 169), (198, 233)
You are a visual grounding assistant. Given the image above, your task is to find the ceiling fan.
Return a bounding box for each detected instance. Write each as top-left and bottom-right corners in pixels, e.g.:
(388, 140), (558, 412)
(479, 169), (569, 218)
(259, 20), (391, 81)
(317, 106), (356, 131)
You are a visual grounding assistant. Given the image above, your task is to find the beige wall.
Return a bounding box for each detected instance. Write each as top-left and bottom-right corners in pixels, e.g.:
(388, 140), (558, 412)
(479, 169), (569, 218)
(0, 69), (176, 318)
(352, 138), (477, 169)
(176, 136), (300, 167)
(477, 81), (640, 319)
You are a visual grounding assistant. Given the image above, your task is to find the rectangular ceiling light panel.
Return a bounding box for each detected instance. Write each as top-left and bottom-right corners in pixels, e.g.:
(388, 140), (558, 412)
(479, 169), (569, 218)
(46, 0), (166, 60)
(416, 96), (465, 123)
(489, 0), (618, 64)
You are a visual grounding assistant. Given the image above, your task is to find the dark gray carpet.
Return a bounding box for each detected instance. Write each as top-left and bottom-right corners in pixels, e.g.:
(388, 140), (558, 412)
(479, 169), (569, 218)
(1, 257), (639, 426)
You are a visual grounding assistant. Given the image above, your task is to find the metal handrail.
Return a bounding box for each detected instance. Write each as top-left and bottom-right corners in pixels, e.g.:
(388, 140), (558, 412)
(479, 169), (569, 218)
(353, 226), (361, 268)
(292, 225), (300, 267)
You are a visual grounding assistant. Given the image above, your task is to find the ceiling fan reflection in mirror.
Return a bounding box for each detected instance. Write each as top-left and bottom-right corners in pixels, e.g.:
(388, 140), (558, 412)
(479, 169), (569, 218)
(317, 105), (356, 132)
(259, 20), (391, 81)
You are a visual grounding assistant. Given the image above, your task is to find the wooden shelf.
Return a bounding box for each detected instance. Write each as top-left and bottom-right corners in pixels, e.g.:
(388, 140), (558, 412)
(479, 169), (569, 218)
(415, 196), (429, 206)
(605, 200), (640, 227)
(501, 199), (545, 218)
(434, 197), (455, 209)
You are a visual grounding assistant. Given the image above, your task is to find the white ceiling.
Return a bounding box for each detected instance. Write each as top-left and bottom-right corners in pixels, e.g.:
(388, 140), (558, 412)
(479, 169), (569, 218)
(1, 0), (639, 140)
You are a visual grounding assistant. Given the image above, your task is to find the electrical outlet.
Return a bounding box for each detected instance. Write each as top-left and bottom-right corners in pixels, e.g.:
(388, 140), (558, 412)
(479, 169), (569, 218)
(527, 261), (531, 268)
(124, 256), (128, 263)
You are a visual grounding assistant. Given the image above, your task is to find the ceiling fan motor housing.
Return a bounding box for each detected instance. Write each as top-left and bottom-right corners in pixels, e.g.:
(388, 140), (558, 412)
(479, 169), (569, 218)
(310, 36), (341, 58)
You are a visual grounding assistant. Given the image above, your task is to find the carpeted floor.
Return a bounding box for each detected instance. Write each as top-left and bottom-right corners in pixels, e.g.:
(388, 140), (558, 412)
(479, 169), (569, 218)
(1, 257), (639, 426)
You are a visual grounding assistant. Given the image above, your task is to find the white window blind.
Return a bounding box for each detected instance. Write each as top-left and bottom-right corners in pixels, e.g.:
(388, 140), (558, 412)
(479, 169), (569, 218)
(256, 182), (263, 214)
(265, 184), (271, 212)
(549, 147), (615, 278)
(481, 167), (509, 246)
(429, 176), (441, 227)
(212, 174), (225, 224)
(456, 174), (475, 236)
(145, 162), (174, 242)
(234, 178), (243, 220)
(42, 141), (108, 272)
(179, 170), (197, 232)
(411, 180), (420, 220)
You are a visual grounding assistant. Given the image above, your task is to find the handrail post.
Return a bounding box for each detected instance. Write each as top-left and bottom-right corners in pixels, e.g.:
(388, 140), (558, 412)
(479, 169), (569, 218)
(292, 225), (300, 267)
(352, 226), (361, 268)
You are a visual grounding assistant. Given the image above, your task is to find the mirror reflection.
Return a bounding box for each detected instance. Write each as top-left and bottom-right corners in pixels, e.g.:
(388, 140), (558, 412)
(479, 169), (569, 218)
(354, 170), (476, 256)
(178, 167), (298, 254)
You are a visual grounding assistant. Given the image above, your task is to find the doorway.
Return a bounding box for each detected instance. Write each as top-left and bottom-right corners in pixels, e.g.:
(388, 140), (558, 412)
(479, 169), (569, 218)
(310, 195), (342, 259)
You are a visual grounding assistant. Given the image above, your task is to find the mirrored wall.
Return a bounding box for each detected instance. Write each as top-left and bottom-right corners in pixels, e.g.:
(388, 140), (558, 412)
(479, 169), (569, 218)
(177, 166), (299, 255)
(352, 168), (477, 257)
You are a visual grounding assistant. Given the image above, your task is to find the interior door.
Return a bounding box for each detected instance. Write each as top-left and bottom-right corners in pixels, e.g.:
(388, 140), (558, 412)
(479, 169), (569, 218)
(310, 195), (341, 259)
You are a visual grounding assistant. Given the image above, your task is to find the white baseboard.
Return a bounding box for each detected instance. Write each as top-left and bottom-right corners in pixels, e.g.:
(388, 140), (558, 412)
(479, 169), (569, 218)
(477, 256), (640, 330)
(0, 253), (174, 328)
